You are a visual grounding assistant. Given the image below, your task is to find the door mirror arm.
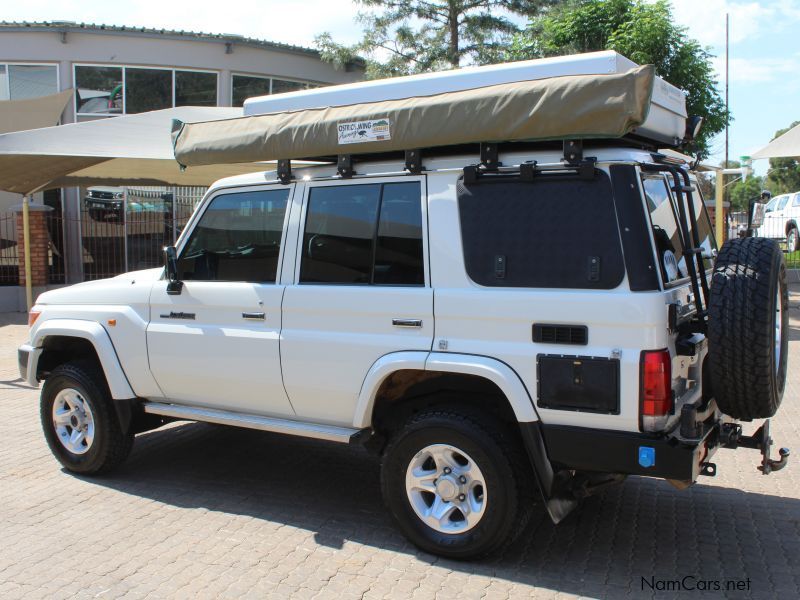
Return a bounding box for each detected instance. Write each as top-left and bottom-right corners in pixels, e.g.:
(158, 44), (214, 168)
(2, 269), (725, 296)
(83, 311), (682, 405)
(164, 246), (183, 295)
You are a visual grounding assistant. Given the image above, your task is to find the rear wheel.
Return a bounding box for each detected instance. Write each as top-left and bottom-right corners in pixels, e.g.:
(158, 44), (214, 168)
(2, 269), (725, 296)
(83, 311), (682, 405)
(708, 237), (788, 420)
(41, 361), (134, 474)
(381, 409), (533, 558)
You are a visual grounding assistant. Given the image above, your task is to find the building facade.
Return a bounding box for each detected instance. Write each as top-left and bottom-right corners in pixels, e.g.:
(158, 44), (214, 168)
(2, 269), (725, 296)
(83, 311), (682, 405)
(0, 22), (363, 306)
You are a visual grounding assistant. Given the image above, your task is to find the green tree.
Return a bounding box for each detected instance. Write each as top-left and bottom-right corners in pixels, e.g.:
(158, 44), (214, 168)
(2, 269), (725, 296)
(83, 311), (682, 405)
(766, 121), (800, 195)
(507, 0), (728, 158)
(728, 174), (764, 212)
(316, 1), (556, 79)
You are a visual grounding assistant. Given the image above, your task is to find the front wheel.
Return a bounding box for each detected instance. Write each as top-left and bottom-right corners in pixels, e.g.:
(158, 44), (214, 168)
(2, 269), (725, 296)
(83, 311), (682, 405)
(40, 361), (134, 474)
(381, 410), (534, 559)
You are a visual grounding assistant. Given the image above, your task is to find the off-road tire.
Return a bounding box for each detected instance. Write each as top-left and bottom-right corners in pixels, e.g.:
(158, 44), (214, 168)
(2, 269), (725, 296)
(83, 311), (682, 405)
(381, 409), (534, 559)
(41, 360), (134, 474)
(708, 237), (788, 420)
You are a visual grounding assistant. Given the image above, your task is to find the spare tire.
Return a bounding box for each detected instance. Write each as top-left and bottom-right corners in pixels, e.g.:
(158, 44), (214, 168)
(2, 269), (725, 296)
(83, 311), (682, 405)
(708, 237), (788, 420)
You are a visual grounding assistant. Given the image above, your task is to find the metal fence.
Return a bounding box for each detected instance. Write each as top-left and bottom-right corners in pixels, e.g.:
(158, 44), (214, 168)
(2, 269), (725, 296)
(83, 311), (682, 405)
(729, 208), (800, 268)
(0, 213), (18, 285)
(81, 186), (205, 281)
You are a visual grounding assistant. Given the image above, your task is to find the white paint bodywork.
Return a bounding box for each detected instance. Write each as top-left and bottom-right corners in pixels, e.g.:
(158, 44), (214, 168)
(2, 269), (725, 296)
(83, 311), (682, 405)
(23, 147), (702, 437)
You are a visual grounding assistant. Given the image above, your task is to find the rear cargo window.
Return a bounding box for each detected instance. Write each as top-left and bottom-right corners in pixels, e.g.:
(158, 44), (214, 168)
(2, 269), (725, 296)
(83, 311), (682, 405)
(642, 175), (715, 285)
(457, 171), (625, 289)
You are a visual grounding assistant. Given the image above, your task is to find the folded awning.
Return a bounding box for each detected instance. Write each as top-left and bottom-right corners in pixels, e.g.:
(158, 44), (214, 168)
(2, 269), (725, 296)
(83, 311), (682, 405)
(0, 106), (272, 195)
(173, 65), (656, 167)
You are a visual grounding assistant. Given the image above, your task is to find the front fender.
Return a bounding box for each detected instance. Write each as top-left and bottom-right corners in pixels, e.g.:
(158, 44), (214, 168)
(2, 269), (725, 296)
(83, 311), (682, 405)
(30, 319), (136, 400)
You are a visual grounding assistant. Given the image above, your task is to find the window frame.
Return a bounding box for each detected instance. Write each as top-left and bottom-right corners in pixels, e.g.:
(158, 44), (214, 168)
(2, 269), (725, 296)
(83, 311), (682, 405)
(73, 63), (219, 118)
(175, 182), (296, 285)
(0, 61), (60, 101)
(293, 175), (429, 287)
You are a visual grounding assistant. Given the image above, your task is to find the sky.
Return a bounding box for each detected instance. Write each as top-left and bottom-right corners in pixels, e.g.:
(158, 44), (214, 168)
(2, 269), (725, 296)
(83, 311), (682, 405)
(4, 0), (798, 176)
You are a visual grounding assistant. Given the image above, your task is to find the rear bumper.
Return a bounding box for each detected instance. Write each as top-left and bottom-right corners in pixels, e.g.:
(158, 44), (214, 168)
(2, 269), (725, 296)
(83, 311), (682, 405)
(538, 423), (717, 482)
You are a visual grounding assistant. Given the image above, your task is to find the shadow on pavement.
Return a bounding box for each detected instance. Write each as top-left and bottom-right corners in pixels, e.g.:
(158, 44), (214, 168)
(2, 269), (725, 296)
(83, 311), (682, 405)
(82, 421), (798, 598)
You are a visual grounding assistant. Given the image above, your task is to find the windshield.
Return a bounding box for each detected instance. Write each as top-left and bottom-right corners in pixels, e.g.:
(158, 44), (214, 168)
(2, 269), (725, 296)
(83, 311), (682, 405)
(642, 174), (715, 286)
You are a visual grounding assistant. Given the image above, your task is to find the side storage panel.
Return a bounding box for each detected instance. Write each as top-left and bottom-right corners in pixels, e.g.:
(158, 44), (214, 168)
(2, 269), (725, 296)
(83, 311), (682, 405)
(537, 355), (620, 414)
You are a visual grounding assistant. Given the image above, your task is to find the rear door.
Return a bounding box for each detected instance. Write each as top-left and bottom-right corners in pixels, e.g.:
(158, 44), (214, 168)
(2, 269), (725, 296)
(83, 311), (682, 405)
(147, 185), (296, 417)
(280, 176), (433, 425)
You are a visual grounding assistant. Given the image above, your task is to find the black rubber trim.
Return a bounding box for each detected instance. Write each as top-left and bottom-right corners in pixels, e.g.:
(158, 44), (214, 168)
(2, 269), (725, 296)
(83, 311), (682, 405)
(540, 424), (716, 481)
(609, 164), (661, 291)
(18, 348), (29, 380)
(518, 422), (578, 524)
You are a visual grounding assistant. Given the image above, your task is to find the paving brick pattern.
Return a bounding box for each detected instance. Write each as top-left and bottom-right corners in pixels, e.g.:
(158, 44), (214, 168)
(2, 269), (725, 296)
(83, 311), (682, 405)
(1, 287), (799, 599)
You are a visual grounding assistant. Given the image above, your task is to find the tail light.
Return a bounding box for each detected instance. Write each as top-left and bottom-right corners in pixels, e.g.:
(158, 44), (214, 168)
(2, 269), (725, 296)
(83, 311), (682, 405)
(640, 349), (672, 431)
(28, 309), (41, 328)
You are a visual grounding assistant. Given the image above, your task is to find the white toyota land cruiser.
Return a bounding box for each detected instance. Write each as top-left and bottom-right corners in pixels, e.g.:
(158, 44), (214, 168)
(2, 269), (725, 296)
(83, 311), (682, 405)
(18, 52), (790, 558)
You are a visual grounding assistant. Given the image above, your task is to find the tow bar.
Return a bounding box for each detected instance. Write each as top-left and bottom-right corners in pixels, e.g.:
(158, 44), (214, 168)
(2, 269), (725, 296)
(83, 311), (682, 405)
(720, 420), (790, 475)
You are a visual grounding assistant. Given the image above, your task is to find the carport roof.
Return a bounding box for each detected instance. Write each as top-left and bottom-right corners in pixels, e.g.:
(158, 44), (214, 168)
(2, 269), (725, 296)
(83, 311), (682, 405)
(0, 106), (273, 194)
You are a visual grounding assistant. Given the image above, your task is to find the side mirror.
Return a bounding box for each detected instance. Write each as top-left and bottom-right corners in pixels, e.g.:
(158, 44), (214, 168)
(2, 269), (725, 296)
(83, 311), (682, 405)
(164, 246), (183, 295)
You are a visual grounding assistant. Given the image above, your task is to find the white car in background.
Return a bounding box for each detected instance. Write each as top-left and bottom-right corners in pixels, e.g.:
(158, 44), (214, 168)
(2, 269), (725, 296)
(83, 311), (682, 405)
(758, 192), (800, 251)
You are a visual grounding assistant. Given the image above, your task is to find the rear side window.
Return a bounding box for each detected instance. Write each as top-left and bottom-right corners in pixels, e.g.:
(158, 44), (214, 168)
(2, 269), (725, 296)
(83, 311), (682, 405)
(458, 172), (625, 289)
(300, 181), (424, 285)
(643, 175), (715, 285)
(178, 188), (289, 282)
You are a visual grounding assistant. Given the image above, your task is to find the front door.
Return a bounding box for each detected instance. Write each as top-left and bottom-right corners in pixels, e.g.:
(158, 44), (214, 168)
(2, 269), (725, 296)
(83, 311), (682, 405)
(147, 185), (296, 417)
(280, 177), (434, 425)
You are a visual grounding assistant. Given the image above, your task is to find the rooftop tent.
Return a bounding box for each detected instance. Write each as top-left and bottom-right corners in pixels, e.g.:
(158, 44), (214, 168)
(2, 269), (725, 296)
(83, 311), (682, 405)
(0, 106), (271, 195)
(751, 123), (800, 160)
(173, 52), (688, 168)
(0, 89), (73, 135)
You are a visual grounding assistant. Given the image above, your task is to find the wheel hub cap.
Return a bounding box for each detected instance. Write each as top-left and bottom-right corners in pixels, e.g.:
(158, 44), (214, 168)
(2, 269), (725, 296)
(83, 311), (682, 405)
(52, 388), (95, 455)
(405, 443), (487, 534)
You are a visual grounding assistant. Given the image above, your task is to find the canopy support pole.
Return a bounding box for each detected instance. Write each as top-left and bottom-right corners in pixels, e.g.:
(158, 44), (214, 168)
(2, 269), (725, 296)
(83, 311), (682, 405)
(22, 194), (32, 312)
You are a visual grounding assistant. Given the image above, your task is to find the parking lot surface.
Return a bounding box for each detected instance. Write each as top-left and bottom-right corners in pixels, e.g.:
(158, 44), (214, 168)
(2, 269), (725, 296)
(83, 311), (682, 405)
(1, 285), (799, 599)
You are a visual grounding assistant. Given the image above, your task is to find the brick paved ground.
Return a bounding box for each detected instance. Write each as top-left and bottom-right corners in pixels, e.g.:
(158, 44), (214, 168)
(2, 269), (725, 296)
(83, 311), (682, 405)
(1, 286), (799, 599)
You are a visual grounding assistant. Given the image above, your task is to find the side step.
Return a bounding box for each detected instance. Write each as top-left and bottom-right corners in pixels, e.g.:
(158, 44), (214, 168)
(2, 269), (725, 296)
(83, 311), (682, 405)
(143, 402), (363, 444)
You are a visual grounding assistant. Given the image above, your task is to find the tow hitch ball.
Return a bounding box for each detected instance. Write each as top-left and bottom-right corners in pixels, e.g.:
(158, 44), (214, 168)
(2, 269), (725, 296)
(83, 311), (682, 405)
(720, 420), (790, 475)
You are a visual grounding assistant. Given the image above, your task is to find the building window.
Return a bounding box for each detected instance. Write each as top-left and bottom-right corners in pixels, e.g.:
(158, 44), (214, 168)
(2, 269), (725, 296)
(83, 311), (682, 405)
(0, 63), (58, 101)
(175, 70), (217, 107)
(75, 66), (123, 114)
(75, 65), (218, 116)
(232, 75), (271, 107)
(232, 74), (321, 107)
(271, 79), (306, 95)
(125, 68), (172, 114)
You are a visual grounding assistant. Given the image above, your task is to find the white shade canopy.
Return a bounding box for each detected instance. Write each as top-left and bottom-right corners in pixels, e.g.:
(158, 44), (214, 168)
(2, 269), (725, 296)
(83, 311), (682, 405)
(751, 122), (800, 160)
(0, 89), (73, 135)
(0, 106), (272, 195)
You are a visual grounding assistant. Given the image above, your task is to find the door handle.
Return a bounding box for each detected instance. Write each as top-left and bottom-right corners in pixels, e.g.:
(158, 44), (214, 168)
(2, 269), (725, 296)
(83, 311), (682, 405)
(392, 318), (423, 328)
(242, 312), (266, 320)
